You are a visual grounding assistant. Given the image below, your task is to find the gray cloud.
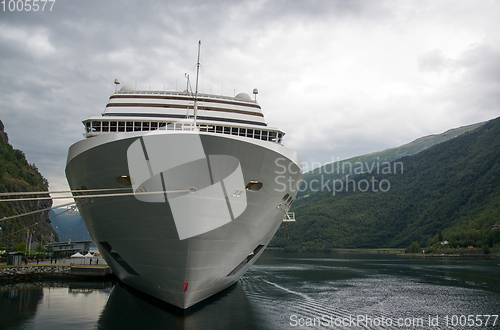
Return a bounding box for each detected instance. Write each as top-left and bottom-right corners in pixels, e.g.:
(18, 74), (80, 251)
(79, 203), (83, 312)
(1, 0), (499, 195)
(418, 49), (451, 73)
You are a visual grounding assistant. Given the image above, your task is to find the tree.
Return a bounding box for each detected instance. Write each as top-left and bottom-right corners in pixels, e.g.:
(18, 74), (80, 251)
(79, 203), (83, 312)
(45, 244), (53, 253)
(408, 241), (421, 254)
(36, 243), (46, 253)
(15, 241), (26, 253)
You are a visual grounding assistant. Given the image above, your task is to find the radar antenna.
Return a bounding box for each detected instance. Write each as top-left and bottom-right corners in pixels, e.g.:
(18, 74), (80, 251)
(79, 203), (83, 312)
(114, 78), (120, 93)
(253, 88), (259, 102)
(193, 40), (201, 126)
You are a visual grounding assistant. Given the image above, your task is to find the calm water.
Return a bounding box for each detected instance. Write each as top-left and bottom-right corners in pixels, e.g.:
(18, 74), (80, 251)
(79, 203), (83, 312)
(1, 253), (499, 329)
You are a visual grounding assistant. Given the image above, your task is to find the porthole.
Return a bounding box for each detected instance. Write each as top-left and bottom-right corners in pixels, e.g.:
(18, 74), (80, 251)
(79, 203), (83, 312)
(116, 175), (132, 187)
(246, 180), (263, 192)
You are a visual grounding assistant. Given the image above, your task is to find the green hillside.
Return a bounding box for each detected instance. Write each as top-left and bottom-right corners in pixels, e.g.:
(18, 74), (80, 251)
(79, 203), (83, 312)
(0, 120), (56, 251)
(271, 117), (500, 253)
(299, 122), (484, 197)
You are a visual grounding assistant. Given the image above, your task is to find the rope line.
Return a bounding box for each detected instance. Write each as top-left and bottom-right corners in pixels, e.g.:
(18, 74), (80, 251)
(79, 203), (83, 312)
(284, 222), (290, 242)
(1, 207), (71, 239)
(1, 201), (76, 222)
(0, 187), (130, 197)
(0, 189), (191, 202)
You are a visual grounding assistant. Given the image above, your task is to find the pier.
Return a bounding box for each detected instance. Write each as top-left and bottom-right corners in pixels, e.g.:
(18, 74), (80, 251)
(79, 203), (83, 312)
(0, 257), (114, 281)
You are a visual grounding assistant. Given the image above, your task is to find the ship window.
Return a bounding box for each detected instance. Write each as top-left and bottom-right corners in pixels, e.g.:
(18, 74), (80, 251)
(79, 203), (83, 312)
(199, 125), (208, 132)
(151, 122), (158, 130)
(287, 196), (293, 205)
(166, 122), (174, 130)
(102, 121), (109, 132)
(232, 127), (238, 135)
(254, 130), (260, 139)
(208, 125), (215, 133)
(85, 122), (91, 133)
(261, 131), (268, 141)
(142, 122), (150, 131)
(116, 175), (132, 187)
(216, 126), (223, 134)
(175, 123), (182, 130)
(110, 121), (117, 132)
(269, 131), (277, 142)
(91, 121), (101, 132)
(278, 133), (283, 144)
(239, 128), (246, 137)
(134, 122), (141, 131)
(118, 121), (125, 132)
(224, 127), (231, 134)
(246, 181), (263, 192)
(126, 122), (133, 132)
(246, 129), (253, 138)
(159, 122), (166, 130)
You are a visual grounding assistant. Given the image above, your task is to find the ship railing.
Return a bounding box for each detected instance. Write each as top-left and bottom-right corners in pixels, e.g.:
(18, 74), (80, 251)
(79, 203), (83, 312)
(83, 120), (284, 144)
(283, 212), (296, 222)
(66, 205), (80, 216)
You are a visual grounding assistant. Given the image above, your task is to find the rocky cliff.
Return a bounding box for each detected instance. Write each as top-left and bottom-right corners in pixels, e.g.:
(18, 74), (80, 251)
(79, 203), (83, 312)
(0, 120), (55, 251)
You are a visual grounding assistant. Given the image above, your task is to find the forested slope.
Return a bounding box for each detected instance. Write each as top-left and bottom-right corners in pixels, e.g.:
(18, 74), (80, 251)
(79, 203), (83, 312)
(271, 117), (500, 252)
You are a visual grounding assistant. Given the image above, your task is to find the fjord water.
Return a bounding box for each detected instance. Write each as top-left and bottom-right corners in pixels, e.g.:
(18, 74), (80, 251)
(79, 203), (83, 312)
(2, 253), (499, 329)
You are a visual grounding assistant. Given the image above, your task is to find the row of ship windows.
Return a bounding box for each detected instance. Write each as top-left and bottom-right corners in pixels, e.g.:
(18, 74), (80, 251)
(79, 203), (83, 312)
(85, 121), (283, 143)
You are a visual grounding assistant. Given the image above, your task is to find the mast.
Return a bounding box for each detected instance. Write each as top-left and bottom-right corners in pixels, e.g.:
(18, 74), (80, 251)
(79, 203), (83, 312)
(193, 40), (201, 126)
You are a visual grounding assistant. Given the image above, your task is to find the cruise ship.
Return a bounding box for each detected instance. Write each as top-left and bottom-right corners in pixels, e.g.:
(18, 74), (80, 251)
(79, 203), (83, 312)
(65, 65), (302, 309)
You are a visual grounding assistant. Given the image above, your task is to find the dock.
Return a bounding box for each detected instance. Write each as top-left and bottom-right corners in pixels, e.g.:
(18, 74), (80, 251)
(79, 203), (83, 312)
(70, 265), (113, 277)
(0, 257), (114, 281)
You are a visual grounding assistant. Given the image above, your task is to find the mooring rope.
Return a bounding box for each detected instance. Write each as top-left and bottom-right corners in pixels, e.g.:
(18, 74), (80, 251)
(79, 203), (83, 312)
(0, 187), (130, 197)
(0, 201), (76, 222)
(0, 207), (71, 239)
(0, 189), (191, 202)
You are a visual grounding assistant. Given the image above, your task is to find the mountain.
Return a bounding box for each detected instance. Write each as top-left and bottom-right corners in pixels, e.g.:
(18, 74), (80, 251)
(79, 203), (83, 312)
(271, 117), (500, 252)
(298, 122), (484, 197)
(49, 210), (92, 243)
(0, 120), (55, 250)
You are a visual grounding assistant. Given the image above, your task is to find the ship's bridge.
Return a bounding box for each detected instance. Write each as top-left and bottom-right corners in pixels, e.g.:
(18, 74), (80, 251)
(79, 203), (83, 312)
(103, 89), (267, 127)
(83, 88), (285, 144)
(82, 117), (285, 144)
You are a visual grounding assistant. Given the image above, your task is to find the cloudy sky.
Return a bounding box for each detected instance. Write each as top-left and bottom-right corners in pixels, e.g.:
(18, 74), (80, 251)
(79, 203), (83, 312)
(1, 0), (499, 200)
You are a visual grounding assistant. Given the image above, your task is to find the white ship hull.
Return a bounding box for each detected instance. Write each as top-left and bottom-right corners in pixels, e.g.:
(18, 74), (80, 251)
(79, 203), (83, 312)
(66, 130), (302, 309)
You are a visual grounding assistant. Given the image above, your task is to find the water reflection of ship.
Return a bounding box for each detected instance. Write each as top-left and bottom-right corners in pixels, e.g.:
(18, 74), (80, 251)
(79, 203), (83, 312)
(68, 281), (115, 293)
(98, 281), (266, 329)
